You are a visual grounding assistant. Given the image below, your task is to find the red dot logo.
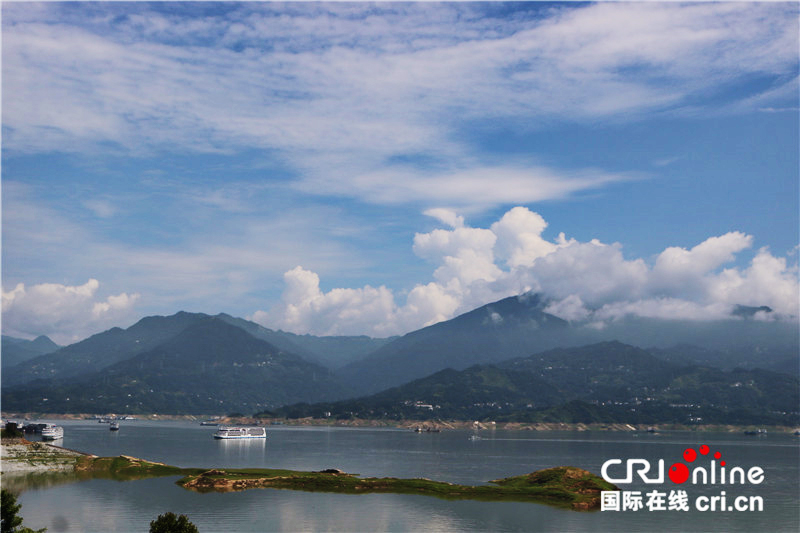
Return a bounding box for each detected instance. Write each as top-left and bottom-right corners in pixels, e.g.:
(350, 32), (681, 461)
(714, 451), (721, 460)
(668, 462), (690, 484)
(699, 444), (710, 455)
(721, 461), (726, 466)
(683, 448), (697, 462)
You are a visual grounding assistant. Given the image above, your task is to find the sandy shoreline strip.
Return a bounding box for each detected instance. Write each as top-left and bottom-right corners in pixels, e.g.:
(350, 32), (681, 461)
(3, 412), (798, 433)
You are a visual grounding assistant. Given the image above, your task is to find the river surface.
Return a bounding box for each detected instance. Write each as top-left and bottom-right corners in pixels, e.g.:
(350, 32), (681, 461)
(5, 420), (799, 532)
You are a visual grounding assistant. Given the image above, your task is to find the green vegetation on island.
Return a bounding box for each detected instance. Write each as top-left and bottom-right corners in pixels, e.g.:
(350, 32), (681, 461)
(176, 465), (617, 510)
(74, 455), (187, 481)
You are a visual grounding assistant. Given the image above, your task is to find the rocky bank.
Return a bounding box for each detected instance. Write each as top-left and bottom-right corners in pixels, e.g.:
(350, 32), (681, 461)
(0, 439), (90, 475)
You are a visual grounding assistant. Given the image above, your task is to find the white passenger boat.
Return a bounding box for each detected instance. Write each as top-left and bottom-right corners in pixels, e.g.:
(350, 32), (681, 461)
(41, 424), (64, 441)
(213, 426), (266, 439)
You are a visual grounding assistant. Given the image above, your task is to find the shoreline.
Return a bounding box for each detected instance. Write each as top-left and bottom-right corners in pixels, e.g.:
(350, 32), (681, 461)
(0, 438), (91, 475)
(3, 412), (798, 434)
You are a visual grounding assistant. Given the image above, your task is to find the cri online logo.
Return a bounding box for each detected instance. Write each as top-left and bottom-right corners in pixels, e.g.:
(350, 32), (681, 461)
(602, 444), (764, 485)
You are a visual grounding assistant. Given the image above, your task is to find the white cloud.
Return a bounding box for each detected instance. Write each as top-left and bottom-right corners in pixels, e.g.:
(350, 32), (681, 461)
(525, 240), (650, 307)
(1, 279), (140, 344)
(491, 207), (558, 268)
(594, 299), (734, 323)
(3, 2), (796, 210)
(424, 208), (464, 229)
(654, 232), (753, 279)
(251, 266), (397, 337)
(707, 247), (800, 317)
(413, 225), (500, 286)
(650, 232), (755, 299)
(543, 294), (590, 323)
(258, 206), (799, 336)
(398, 282), (462, 331)
(295, 166), (636, 211)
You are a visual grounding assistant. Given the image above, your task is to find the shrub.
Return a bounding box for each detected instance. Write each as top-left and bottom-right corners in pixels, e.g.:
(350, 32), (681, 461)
(149, 512), (198, 533)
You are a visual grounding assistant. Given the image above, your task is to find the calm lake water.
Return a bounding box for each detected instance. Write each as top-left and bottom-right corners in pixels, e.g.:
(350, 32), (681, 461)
(5, 420), (799, 532)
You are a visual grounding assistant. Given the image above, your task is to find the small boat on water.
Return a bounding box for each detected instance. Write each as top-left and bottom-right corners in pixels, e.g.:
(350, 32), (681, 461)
(213, 426), (266, 439)
(110, 422), (120, 431)
(41, 424), (64, 441)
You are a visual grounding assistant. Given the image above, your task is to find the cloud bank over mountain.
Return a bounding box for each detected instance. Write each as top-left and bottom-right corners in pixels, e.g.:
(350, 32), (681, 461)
(2, 279), (139, 344)
(255, 207), (798, 336)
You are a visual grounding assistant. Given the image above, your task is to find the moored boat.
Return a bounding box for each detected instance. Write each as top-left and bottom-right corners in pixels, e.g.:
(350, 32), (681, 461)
(110, 422), (120, 431)
(41, 424), (64, 440)
(213, 426), (266, 439)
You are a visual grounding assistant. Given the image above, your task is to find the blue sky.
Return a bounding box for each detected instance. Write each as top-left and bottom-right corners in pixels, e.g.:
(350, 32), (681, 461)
(2, 1), (798, 344)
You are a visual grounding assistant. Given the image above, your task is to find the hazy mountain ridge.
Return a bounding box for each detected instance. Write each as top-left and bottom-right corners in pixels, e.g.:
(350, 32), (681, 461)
(271, 364), (564, 421)
(271, 341), (799, 425)
(215, 313), (394, 369)
(336, 293), (573, 394)
(1, 317), (354, 414)
(2, 311), (210, 387)
(335, 293), (799, 393)
(2, 311), (390, 388)
(1, 335), (60, 370)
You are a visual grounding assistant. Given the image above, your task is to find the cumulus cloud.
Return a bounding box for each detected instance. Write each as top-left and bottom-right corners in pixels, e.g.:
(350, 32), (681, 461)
(1, 279), (140, 344)
(413, 225), (501, 286)
(491, 207), (559, 268)
(257, 207), (798, 336)
(706, 248), (799, 317)
(526, 240), (650, 307)
(424, 208), (464, 229)
(651, 232), (754, 297)
(251, 267), (397, 337)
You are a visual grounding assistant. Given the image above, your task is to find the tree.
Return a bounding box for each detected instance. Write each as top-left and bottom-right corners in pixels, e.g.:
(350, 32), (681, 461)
(1, 490), (23, 533)
(149, 512), (198, 533)
(1, 489), (45, 533)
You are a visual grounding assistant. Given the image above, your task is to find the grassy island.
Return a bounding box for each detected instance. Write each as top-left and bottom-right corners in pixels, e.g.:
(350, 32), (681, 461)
(175, 465), (617, 510)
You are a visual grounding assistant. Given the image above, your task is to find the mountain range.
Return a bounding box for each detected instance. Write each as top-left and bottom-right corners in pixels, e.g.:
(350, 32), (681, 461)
(271, 341), (799, 426)
(1, 292), (797, 419)
(1, 335), (60, 371)
(2, 317), (353, 414)
(338, 294), (798, 393)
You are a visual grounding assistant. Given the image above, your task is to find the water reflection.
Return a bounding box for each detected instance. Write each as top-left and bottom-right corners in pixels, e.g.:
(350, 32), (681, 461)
(216, 437), (267, 465)
(1, 470), (84, 493)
